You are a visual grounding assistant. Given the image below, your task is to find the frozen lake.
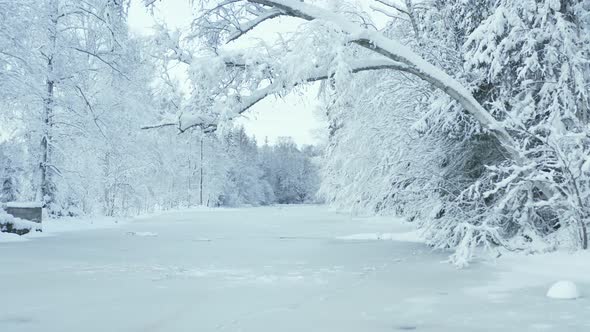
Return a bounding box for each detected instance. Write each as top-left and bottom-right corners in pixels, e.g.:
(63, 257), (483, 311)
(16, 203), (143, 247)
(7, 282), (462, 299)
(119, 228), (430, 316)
(1, 205), (588, 331)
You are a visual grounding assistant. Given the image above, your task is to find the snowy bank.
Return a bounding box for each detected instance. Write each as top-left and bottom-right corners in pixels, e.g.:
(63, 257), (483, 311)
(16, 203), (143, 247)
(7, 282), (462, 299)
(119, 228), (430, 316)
(468, 250), (590, 300)
(0, 206), (245, 243)
(546, 281), (581, 300)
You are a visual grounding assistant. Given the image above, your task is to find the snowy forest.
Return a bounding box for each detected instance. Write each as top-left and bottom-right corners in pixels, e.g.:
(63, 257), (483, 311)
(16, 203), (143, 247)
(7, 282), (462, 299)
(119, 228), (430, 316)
(4, 1), (590, 330)
(2, 0), (590, 267)
(0, 0), (320, 215)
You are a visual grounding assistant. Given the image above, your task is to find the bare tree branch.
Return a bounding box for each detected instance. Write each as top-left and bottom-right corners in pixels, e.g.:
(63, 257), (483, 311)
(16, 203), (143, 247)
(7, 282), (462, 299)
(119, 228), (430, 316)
(71, 47), (130, 80)
(374, 0), (409, 14)
(369, 5), (407, 20)
(141, 122), (218, 133)
(75, 85), (108, 140)
(226, 9), (283, 43)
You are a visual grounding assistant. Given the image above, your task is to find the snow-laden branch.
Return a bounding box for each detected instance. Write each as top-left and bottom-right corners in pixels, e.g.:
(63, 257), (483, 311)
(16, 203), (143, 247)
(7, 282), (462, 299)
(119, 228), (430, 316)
(144, 58), (409, 132)
(147, 0), (517, 158)
(71, 47), (130, 80)
(246, 0), (518, 156)
(226, 9), (283, 43)
(227, 58), (411, 114)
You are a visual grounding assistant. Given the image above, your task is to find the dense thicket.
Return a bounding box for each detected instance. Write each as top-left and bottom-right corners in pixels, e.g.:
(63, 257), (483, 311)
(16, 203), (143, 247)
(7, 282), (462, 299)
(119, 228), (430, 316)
(319, 0), (590, 265)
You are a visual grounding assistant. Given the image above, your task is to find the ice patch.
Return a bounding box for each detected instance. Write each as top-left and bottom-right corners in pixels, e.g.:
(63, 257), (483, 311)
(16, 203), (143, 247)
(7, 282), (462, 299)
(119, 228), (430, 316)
(336, 230), (423, 243)
(530, 323), (553, 330)
(127, 231), (158, 237)
(193, 238), (212, 242)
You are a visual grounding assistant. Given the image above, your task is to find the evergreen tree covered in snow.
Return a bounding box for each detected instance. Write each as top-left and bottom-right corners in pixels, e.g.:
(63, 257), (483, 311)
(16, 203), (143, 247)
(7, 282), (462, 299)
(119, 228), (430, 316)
(450, 0), (590, 252)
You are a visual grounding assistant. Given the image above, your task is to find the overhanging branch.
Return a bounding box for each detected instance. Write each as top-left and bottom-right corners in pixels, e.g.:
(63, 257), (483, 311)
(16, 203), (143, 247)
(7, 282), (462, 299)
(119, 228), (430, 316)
(244, 0), (519, 156)
(143, 59), (408, 133)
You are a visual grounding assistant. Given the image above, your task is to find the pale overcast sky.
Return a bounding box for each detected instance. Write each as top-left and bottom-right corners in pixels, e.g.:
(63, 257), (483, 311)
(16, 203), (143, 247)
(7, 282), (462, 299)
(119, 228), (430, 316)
(127, 0), (326, 146)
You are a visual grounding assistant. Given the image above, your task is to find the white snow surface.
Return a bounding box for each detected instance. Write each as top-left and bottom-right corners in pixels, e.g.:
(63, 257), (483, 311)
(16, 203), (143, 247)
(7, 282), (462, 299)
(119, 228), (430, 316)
(0, 231), (28, 243)
(1, 205), (590, 331)
(546, 281), (581, 300)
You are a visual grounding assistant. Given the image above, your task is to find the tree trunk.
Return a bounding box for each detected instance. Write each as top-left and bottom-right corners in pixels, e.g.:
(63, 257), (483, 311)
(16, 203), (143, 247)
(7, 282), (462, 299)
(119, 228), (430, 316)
(580, 221), (588, 249)
(38, 0), (59, 209)
(200, 133), (204, 206)
(405, 0), (421, 41)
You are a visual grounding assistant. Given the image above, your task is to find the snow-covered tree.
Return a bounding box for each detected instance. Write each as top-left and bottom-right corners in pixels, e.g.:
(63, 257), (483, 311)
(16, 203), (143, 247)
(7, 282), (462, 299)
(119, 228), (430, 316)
(262, 137), (319, 204)
(448, 0), (590, 252)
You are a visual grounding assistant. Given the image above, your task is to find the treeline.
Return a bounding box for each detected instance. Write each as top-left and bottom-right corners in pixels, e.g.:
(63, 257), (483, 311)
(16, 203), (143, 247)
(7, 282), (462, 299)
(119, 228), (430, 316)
(178, 127), (320, 208)
(0, 125), (319, 216)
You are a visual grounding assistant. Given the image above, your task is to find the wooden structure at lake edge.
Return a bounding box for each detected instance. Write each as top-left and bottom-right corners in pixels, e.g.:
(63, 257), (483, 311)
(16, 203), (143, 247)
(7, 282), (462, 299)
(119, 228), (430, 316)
(1, 202), (42, 235)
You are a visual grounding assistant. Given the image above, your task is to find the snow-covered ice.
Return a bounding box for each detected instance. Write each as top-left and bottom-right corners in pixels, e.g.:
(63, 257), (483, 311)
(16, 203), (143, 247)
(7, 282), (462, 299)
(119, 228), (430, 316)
(1, 205), (589, 331)
(0, 231), (29, 243)
(336, 230), (423, 242)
